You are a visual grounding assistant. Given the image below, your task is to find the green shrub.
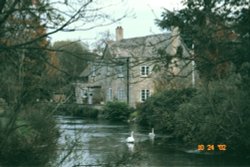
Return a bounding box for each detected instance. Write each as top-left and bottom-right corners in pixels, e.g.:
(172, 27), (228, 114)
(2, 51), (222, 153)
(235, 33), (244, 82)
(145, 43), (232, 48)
(175, 75), (250, 154)
(103, 101), (132, 122)
(137, 88), (196, 132)
(0, 104), (59, 165)
(80, 106), (99, 118)
(56, 104), (99, 118)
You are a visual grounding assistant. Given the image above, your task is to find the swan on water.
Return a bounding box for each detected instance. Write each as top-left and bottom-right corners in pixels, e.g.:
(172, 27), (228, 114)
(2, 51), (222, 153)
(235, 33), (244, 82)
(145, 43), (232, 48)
(149, 128), (155, 139)
(126, 131), (135, 143)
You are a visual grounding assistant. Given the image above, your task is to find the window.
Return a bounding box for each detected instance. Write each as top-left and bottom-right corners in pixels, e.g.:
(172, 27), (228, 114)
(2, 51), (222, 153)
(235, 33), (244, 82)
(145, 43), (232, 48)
(117, 88), (125, 101)
(106, 66), (111, 76)
(140, 89), (150, 102)
(140, 66), (149, 77)
(170, 58), (180, 75)
(81, 89), (87, 98)
(91, 65), (96, 77)
(107, 88), (112, 101)
(117, 65), (124, 78)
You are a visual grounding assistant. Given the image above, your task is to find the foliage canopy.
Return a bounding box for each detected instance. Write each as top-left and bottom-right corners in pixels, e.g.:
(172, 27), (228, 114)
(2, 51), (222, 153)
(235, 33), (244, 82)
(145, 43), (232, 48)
(157, 0), (250, 81)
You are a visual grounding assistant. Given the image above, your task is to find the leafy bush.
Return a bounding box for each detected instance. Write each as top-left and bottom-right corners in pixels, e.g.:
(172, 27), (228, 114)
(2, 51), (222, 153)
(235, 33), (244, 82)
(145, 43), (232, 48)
(75, 106), (99, 118)
(0, 104), (59, 165)
(137, 88), (196, 132)
(56, 104), (99, 118)
(103, 101), (132, 122)
(175, 74), (250, 154)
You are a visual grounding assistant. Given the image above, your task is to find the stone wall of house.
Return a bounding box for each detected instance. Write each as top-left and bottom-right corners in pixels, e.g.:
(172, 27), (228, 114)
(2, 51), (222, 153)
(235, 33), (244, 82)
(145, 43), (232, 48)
(75, 27), (198, 108)
(127, 60), (155, 107)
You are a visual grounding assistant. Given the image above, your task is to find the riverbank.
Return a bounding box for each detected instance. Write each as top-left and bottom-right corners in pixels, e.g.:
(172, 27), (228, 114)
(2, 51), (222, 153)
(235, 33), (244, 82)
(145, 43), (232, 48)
(50, 103), (101, 118)
(52, 101), (134, 122)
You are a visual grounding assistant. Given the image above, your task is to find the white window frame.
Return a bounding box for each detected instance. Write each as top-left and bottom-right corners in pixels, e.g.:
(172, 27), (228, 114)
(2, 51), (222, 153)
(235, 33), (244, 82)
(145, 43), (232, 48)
(117, 65), (124, 78)
(107, 88), (112, 101)
(117, 88), (125, 101)
(106, 66), (111, 76)
(91, 65), (96, 77)
(140, 66), (150, 77)
(140, 89), (150, 102)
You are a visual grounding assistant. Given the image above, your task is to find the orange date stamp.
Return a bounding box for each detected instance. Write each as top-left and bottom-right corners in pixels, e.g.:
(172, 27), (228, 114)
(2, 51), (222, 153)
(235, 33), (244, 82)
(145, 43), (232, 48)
(197, 144), (227, 151)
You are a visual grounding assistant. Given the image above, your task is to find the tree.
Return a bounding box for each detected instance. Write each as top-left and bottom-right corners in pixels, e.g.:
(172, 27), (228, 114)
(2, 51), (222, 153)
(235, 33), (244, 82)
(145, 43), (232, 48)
(157, 0), (250, 82)
(0, 0), (50, 104)
(53, 40), (95, 79)
(51, 40), (96, 101)
(156, 0), (250, 154)
(0, 1), (57, 164)
(0, 0), (128, 165)
(92, 30), (114, 54)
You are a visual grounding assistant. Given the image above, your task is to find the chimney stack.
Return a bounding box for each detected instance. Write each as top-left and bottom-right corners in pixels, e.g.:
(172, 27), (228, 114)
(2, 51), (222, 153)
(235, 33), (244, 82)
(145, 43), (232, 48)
(116, 26), (123, 41)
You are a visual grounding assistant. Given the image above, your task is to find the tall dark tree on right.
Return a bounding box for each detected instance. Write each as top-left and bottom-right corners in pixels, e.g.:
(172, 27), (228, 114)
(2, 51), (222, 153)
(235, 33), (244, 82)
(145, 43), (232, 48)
(157, 0), (250, 82)
(157, 0), (250, 156)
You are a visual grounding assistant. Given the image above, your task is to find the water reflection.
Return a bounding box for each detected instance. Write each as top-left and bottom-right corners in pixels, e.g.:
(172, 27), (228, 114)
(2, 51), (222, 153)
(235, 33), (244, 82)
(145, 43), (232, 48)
(127, 143), (135, 152)
(54, 115), (250, 167)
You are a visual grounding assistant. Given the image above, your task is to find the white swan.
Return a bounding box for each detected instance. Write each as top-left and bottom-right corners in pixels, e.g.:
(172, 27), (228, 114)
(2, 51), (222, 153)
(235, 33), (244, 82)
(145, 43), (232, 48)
(126, 131), (135, 143)
(149, 128), (155, 139)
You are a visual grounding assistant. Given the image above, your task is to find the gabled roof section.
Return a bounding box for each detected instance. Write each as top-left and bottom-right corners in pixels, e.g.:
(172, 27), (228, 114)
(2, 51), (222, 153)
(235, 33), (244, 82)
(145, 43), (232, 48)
(103, 33), (184, 60)
(79, 58), (106, 77)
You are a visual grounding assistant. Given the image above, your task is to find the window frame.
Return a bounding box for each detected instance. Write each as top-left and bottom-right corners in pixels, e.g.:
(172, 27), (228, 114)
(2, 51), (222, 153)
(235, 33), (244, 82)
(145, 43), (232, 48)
(117, 65), (124, 78)
(140, 66), (150, 77)
(91, 65), (96, 77)
(140, 89), (150, 102)
(117, 88), (125, 101)
(106, 66), (111, 76)
(107, 88), (112, 101)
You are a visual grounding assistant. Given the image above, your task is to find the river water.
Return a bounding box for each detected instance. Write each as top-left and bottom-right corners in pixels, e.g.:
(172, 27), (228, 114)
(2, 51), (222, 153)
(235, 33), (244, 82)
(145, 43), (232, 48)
(54, 115), (250, 167)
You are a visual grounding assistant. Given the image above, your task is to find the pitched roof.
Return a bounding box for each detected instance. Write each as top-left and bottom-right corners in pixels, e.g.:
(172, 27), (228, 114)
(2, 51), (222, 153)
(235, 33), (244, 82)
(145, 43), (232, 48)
(104, 33), (186, 59)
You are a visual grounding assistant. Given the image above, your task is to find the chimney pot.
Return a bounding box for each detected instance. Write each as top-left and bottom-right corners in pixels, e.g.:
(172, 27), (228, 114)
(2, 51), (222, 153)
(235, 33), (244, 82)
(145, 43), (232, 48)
(116, 26), (123, 41)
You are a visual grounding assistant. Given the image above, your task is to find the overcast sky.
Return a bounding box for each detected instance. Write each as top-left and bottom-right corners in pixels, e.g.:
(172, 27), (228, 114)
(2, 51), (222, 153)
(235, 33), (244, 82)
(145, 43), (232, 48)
(50, 0), (183, 45)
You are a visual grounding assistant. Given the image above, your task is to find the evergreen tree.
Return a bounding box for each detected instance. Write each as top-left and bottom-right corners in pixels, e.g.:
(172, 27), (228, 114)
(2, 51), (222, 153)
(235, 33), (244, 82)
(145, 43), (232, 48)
(157, 0), (250, 81)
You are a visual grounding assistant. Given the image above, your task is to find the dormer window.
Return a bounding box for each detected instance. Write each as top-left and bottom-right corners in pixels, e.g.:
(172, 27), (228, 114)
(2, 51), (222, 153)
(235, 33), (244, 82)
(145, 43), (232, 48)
(140, 66), (149, 77)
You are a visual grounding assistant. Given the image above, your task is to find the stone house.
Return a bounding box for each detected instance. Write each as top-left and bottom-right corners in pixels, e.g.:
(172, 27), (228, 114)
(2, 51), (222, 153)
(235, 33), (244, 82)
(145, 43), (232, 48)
(75, 27), (197, 107)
